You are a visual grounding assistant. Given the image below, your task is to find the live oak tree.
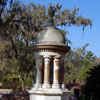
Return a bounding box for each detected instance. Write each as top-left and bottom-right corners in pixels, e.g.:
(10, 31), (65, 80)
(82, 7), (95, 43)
(0, 1), (92, 90)
(64, 44), (96, 82)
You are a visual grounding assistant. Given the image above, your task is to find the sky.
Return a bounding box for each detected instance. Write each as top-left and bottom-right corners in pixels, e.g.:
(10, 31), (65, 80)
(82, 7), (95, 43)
(21, 0), (100, 57)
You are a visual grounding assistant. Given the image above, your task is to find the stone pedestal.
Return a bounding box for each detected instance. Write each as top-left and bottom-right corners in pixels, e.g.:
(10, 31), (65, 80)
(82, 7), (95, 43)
(29, 89), (71, 100)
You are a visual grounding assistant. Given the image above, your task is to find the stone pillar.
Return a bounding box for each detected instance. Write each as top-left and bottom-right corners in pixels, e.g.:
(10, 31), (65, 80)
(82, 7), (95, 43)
(42, 56), (51, 88)
(61, 65), (66, 88)
(34, 56), (43, 88)
(52, 56), (60, 88)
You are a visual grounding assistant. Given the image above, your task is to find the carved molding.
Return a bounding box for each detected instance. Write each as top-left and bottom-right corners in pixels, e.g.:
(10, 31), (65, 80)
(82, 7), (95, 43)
(32, 44), (70, 53)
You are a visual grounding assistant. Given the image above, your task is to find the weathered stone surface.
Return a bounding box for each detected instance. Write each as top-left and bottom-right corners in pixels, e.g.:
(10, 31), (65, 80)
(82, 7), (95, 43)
(35, 27), (66, 44)
(44, 57), (50, 84)
(29, 89), (71, 100)
(35, 57), (43, 88)
(30, 95), (70, 100)
(52, 56), (60, 88)
(29, 6), (71, 100)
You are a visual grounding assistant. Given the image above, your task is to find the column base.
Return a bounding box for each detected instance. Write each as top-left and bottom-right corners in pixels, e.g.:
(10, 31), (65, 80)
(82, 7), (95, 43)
(34, 83), (42, 88)
(52, 84), (60, 88)
(42, 84), (51, 88)
(62, 84), (66, 89)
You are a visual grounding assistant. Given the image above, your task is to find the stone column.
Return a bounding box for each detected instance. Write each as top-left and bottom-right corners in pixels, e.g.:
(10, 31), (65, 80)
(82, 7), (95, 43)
(61, 65), (66, 88)
(52, 56), (60, 88)
(34, 56), (43, 88)
(60, 57), (66, 88)
(42, 56), (51, 88)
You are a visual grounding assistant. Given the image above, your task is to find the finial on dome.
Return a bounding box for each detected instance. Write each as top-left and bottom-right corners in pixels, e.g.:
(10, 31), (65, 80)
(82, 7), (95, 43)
(48, 6), (55, 17)
(47, 6), (55, 26)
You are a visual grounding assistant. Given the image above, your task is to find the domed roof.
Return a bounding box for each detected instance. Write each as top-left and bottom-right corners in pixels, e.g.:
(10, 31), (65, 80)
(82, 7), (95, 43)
(32, 7), (70, 54)
(35, 26), (65, 44)
(35, 6), (66, 45)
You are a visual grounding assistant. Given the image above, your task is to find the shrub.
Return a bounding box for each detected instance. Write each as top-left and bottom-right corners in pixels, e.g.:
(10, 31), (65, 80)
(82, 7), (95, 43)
(81, 65), (100, 100)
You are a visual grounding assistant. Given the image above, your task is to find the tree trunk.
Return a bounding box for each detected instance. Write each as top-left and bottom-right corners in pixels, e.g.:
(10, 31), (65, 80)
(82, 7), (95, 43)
(20, 74), (26, 91)
(30, 72), (35, 87)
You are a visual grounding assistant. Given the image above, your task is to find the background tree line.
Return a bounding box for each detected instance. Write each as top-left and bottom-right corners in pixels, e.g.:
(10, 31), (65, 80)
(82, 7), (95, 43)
(0, 0), (100, 92)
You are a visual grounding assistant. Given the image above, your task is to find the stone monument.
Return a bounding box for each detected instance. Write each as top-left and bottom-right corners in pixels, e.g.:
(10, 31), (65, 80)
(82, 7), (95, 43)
(29, 6), (71, 100)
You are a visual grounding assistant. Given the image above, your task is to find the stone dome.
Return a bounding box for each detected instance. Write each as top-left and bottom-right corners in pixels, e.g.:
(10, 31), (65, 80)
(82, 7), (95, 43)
(35, 26), (66, 45)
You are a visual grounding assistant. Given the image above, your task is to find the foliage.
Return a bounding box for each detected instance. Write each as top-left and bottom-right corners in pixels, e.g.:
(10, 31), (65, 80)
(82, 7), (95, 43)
(81, 65), (100, 100)
(77, 51), (95, 81)
(1, 91), (29, 100)
(66, 82), (83, 90)
(1, 75), (32, 90)
(64, 44), (96, 82)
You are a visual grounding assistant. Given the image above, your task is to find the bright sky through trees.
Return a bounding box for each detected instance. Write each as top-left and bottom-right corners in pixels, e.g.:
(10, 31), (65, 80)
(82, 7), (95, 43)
(21, 0), (100, 57)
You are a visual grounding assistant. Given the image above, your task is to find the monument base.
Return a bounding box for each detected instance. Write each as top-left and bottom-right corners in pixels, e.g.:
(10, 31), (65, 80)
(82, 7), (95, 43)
(29, 88), (71, 100)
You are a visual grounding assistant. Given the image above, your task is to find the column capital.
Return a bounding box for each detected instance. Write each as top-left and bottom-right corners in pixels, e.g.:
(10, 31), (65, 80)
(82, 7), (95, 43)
(35, 56), (43, 60)
(43, 55), (51, 62)
(43, 55), (51, 58)
(54, 55), (61, 59)
(54, 56), (61, 62)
